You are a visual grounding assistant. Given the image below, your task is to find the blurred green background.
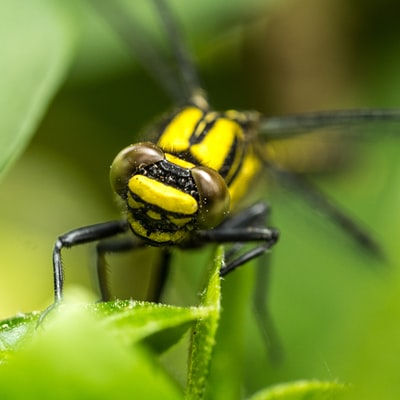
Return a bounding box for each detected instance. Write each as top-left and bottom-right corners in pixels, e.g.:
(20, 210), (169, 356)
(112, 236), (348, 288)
(1, 0), (400, 398)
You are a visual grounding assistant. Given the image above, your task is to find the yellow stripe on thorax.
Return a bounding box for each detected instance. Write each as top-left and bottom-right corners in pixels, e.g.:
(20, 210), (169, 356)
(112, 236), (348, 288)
(158, 107), (203, 152)
(190, 118), (243, 171)
(128, 175), (198, 215)
(228, 148), (262, 210)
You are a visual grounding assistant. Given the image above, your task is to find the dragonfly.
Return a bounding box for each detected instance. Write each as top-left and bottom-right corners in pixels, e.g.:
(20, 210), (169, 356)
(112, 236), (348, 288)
(48, 0), (400, 357)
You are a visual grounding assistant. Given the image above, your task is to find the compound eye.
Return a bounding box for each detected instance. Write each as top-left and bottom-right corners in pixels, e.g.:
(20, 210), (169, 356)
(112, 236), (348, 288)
(191, 166), (230, 229)
(110, 142), (164, 197)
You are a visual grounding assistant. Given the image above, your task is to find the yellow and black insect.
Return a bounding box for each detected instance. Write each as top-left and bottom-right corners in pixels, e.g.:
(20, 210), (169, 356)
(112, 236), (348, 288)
(50, 0), (400, 348)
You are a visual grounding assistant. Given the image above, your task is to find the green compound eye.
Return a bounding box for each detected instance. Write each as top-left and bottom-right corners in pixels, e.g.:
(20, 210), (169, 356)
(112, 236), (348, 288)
(191, 166), (230, 229)
(110, 142), (165, 198)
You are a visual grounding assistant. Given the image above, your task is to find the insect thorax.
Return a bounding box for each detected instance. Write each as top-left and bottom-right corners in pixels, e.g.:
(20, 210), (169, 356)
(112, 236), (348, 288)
(157, 106), (263, 208)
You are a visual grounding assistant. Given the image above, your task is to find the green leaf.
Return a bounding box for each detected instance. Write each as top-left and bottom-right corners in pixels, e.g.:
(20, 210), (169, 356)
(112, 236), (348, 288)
(248, 380), (347, 400)
(0, 299), (183, 399)
(93, 299), (213, 353)
(0, 249), (224, 399)
(185, 246), (223, 399)
(0, 312), (39, 361)
(0, 0), (78, 179)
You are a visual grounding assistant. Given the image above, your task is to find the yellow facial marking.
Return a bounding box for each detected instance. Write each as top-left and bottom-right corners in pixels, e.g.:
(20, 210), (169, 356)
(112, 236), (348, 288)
(146, 210), (162, 220)
(128, 216), (187, 244)
(127, 194), (144, 209)
(167, 215), (192, 227)
(128, 175), (198, 215)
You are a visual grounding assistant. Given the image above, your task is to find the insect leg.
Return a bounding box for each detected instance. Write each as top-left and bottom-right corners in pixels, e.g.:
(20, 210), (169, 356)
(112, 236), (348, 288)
(195, 203), (282, 360)
(96, 239), (171, 303)
(194, 202), (279, 275)
(151, 249), (172, 303)
(226, 203), (282, 361)
(96, 236), (145, 301)
(52, 220), (130, 304)
(252, 253), (283, 362)
(223, 204), (283, 361)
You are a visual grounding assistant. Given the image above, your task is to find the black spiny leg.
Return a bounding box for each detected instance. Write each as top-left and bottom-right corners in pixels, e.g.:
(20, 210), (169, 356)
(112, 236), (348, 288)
(96, 238), (172, 303)
(221, 203), (282, 361)
(194, 203), (281, 360)
(194, 203), (279, 276)
(150, 249), (172, 303)
(52, 220), (130, 304)
(96, 236), (146, 301)
(253, 255), (283, 362)
(39, 220), (130, 322)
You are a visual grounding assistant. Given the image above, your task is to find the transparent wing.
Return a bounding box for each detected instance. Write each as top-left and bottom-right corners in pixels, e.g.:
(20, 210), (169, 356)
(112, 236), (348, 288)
(259, 108), (400, 139)
(90, 0), (205, 105)
(256, 108), (400, 260)
(258, 107), (400, 173)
